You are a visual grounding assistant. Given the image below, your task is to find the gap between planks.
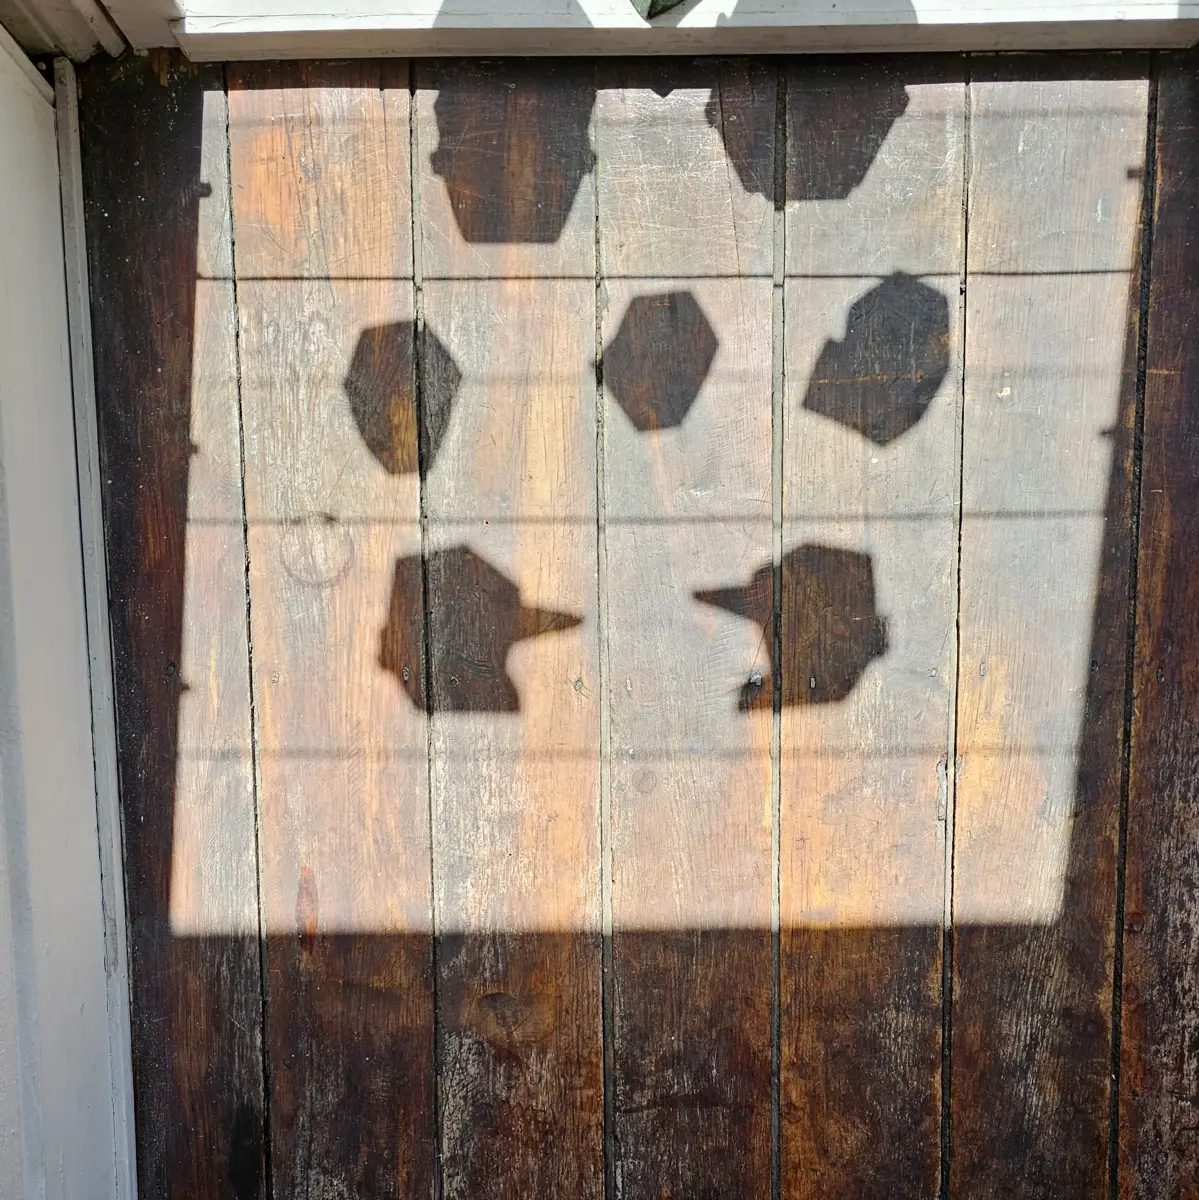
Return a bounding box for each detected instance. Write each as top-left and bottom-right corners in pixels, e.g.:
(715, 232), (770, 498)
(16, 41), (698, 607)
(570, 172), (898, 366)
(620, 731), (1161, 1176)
(592, 57), (618, 1200)
(1107, 51), (1159, 1200)
(941, 52), (973, 1200)
(222, 60), (275, 1200)
(770, 59), (787, 1200)
(406, 56), (446, 1200)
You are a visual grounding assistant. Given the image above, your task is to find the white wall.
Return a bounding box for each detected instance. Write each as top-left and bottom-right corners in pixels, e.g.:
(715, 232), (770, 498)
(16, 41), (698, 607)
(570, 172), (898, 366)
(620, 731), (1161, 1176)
(0, 35), (128, 1200)
(7, 0), (1198, 56)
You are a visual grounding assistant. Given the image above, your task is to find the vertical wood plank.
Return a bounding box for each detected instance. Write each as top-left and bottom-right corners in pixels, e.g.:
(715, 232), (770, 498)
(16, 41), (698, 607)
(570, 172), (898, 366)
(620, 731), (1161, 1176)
(595, 60), (776, 1197)
(79, 55), (268, 1199)
(418, 58), (597, 282)
(1120, 50), (1199, 1200)
(781, 58), (965, 1197)
(227, 61), (435, 1199)
(415, 59), (604, 1199)
(953, 58), (1148, 1195)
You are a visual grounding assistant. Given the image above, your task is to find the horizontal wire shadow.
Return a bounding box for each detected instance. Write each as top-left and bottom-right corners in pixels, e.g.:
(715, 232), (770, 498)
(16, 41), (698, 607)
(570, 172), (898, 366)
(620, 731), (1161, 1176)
(186, 509), (1109, 527)
(198, 269), (1132, 282)
(177, 741), (1092, 764)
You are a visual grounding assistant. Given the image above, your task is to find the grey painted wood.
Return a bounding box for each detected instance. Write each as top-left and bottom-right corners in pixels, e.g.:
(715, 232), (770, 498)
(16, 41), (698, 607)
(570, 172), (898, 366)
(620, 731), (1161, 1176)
(0, 22), (49, 99)
(8, 0), (1199, 57)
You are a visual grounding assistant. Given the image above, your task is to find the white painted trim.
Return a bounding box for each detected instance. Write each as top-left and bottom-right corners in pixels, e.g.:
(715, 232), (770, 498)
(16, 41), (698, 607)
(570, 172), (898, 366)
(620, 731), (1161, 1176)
(0, 37), (131, 1200)
(96, 0), (175, 49)
(54, 55), (137, 1200)
(0, 19), (51, 101)
(170, 0), (1199, 56)
(66, 0), (125, 54)
(0, 0), (124, 59)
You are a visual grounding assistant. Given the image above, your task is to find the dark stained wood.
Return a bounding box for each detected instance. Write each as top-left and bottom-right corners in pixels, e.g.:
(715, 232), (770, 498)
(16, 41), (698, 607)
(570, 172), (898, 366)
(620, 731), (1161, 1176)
(78, 53), (267, 1200)
(83, 52), (1199, 1200)
(783, 930), (941, 1196)
(952, 59), (1148, 1197)
(416, 58), (597, 279)
(1120, 50), (1199, 1200)
(227, 61), (435, 1199)
(595, 60), (776, 1197)
(416, 60), (605, 1199)
(780, 59), (965, 1197)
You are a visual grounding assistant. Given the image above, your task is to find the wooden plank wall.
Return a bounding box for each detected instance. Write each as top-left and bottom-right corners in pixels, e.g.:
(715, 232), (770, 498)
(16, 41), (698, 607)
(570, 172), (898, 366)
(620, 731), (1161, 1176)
(781, 59), (963, 1196)
(79, 57), (269, 1199)
(952, 58), (1148, 1196)
(226, 61), (435, 1199)
(595, 61), (775, 1198)
(1121, 52), (1199, 1200)
(77, 48), (1199, 1200)
(414, 59), (604, 1198)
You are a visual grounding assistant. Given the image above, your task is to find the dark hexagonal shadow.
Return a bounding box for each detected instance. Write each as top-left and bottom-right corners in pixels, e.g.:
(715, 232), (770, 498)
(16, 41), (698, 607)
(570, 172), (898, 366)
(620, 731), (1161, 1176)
(701, 63), (778, 203)
(803, 273), (950, 445)
(705, 65), (911, 206)
(343, 321), (460, 478)
(604, 291), (719, 432)
(380, 546), (583, 713)
(429, 61), (596, 244)
(695, 544), (889, 710)
(785, 72), (910, 202)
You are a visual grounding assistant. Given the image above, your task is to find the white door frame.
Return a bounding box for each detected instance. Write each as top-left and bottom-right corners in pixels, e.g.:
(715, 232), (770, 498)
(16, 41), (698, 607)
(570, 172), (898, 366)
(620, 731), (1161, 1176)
(0, 30), (135, 1200)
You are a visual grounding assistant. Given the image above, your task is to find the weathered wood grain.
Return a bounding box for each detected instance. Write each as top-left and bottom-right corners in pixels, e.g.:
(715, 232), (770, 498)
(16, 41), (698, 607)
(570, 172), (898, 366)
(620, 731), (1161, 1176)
(594, 61), (776, 1197)
(417, 61), (604, 1198)
(79, 53), (268, 1200)
(84, 53), (1199, 1200)
(415, 58), (597, 280)
(164, 77), (260, 957)
(597, 60), (775, 280)
(227, 61), (436, 1199)
(1120, 50), (1199, 1200)
(421, 281), (603, 1200)
(952, 57), (1148, 1196)
(781, 59), (965, 1197)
